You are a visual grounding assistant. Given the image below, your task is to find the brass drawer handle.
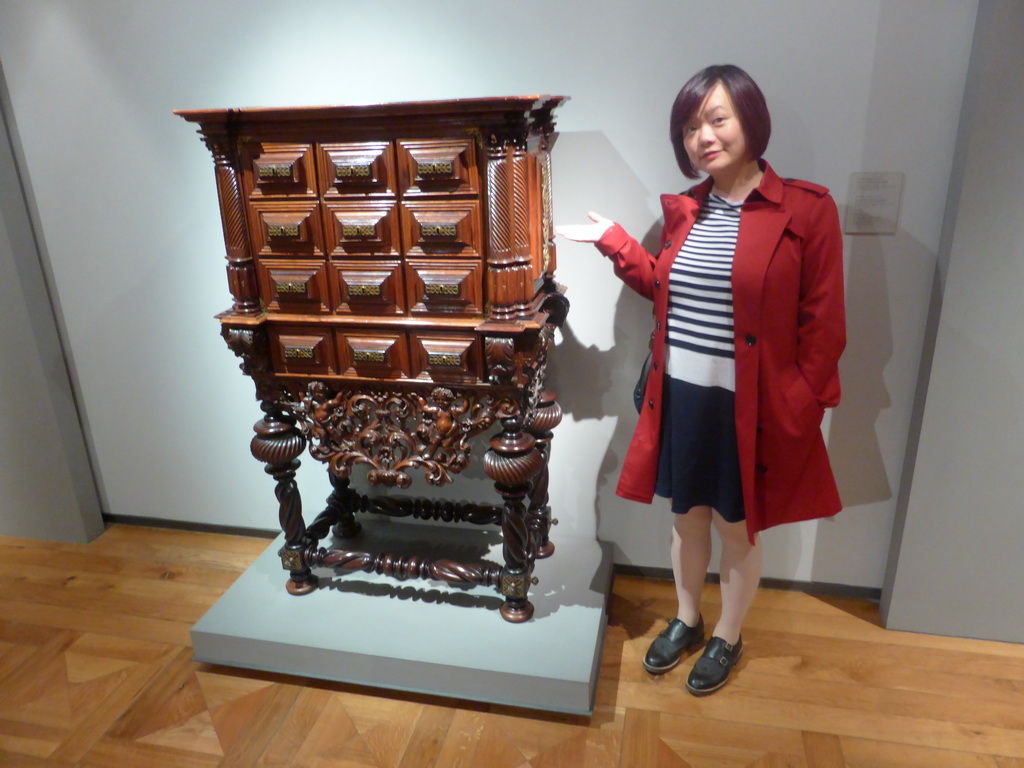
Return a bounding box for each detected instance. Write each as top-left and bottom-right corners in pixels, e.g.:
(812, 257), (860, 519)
(274, 280), (307, 295)
(283, 346), (315, 360)
(352, 350), (386, 363)
(257, 163), (294, 180)
(334, 162), (373, 179)
(424, 283), (460, 296)
(267, 223), (300, 238)
(427, 352), (462, 367)
(420, 224), (458, 239)
(342, 224), (376, 238)
(417, 160), (454, 177)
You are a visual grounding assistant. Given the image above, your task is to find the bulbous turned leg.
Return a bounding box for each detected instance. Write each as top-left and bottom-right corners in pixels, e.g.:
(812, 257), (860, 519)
(251, 404), (315, 595)
(484, 416), (544, 623)
(526, 389), (562, 559)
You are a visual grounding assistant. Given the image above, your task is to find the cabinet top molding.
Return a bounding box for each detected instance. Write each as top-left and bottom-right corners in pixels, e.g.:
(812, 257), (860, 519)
(175, 95), (569, 132)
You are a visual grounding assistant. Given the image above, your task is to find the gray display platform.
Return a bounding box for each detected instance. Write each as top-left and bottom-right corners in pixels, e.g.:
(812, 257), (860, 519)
(191, 518), (613, 714)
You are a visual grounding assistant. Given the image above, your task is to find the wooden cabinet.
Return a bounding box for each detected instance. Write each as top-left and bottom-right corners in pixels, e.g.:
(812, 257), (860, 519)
(177, 97), (568, 621)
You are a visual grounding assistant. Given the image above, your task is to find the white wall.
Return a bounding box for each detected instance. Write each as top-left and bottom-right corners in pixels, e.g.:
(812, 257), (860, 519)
(882, 0), (1024, 643)
(0, 0), (978, 587)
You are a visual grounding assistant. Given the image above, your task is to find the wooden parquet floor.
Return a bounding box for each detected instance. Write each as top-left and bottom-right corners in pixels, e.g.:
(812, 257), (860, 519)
(1, 526), (1023, 767)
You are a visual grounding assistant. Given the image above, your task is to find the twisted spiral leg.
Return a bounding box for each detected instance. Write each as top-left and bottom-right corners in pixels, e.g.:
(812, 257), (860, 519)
(328, 473), (362, 539)
(526, 390), (562, 559)
(484, 416), (544, 622)
(251, 406), (314, 595)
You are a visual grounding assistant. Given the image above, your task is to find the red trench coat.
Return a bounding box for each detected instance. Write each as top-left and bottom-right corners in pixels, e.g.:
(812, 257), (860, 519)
(596, 162), (846, 542)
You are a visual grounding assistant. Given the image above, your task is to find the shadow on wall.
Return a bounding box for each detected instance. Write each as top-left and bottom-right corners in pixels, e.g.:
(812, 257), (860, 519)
(808, 222), (940, 584)
(827, 231), (895, 508)
(546, 129), (678, 554)
(549, 220), (667, 556)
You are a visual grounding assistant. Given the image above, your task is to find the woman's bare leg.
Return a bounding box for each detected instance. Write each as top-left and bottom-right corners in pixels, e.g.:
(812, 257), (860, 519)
(712, 513), (762, 644)
(671, 505), (713, 625)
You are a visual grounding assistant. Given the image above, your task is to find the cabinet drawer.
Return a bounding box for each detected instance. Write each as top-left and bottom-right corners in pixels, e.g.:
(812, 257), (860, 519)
(318, 141), (396, 198)
(401, 200), (481, 259)
(269, 327), (336, 375)
(409, 332), (482, 384)
(242, 142), (317, 198)
(397, 138), (478, 196)
(405, 258), (483, 316)
(250, 201), (323, 257)
(337, 331), (409, 380)
(323, 201), (400, 257)
(258, 259), (330, 314)
(332, 260), (405, 315)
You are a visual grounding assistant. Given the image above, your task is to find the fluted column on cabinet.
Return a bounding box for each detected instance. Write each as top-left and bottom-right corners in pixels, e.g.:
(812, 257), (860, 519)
(484, 140), (535, 321)
(201, 132), (261, 316)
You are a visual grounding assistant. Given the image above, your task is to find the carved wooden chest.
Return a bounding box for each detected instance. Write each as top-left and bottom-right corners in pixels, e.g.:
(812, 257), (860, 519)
(176, 97), (569, 621)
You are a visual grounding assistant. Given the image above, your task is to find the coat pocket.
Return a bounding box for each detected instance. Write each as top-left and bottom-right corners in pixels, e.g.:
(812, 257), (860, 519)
(755, 368), (826, 500)
(779, 366), (825, 438)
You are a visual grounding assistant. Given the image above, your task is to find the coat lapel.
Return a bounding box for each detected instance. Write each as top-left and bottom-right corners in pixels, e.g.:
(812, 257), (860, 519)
(660, 191), (702, 242)
(732, 166), (790, 332)
(656, 192), (702, 284)
(733, 206), (789, 322)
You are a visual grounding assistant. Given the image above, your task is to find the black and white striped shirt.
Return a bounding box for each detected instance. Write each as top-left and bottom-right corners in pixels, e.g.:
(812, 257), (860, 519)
(665, 194), (741, 391)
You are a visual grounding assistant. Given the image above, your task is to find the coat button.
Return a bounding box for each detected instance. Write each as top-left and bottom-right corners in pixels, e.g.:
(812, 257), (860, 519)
(656, 321), (661, 331)
(654, 279), (661, 289)
(755, 463), (768, 475)
(649, 399), (655, 409)
(664, 240), (672, 250)
(745, 334), (757, 346)
(652, 361), (659, 371)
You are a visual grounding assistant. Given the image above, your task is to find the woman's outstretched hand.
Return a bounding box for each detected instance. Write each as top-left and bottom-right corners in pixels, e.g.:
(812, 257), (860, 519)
(555, 211), (614, 243)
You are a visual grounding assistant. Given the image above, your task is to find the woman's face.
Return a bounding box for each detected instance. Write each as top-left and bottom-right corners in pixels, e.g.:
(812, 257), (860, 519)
(682, 82), (752, 179)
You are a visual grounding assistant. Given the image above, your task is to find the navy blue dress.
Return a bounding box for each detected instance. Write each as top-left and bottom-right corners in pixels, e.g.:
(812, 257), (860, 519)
(653, 194), (745, 523)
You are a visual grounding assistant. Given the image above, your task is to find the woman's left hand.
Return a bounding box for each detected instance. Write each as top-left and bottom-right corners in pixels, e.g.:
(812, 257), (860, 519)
(555, 211), (614, 243)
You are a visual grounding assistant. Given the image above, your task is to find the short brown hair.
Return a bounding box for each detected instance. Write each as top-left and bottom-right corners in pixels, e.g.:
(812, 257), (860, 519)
(669, 65), (772, 179)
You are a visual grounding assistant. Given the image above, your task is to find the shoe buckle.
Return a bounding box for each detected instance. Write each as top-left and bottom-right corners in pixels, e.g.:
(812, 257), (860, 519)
(718, 655), (730, 666)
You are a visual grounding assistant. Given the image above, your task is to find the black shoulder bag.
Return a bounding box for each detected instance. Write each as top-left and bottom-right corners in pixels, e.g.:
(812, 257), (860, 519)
(632, 331), (655, 413)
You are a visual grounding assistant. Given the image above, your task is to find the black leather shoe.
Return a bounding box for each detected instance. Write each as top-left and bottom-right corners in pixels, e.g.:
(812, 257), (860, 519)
(686, 635), (743, 695)
(642, 616), (705, 674)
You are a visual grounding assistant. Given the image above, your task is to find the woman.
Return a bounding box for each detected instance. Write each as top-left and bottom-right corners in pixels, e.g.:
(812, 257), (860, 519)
(556, 64), (845, 695)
